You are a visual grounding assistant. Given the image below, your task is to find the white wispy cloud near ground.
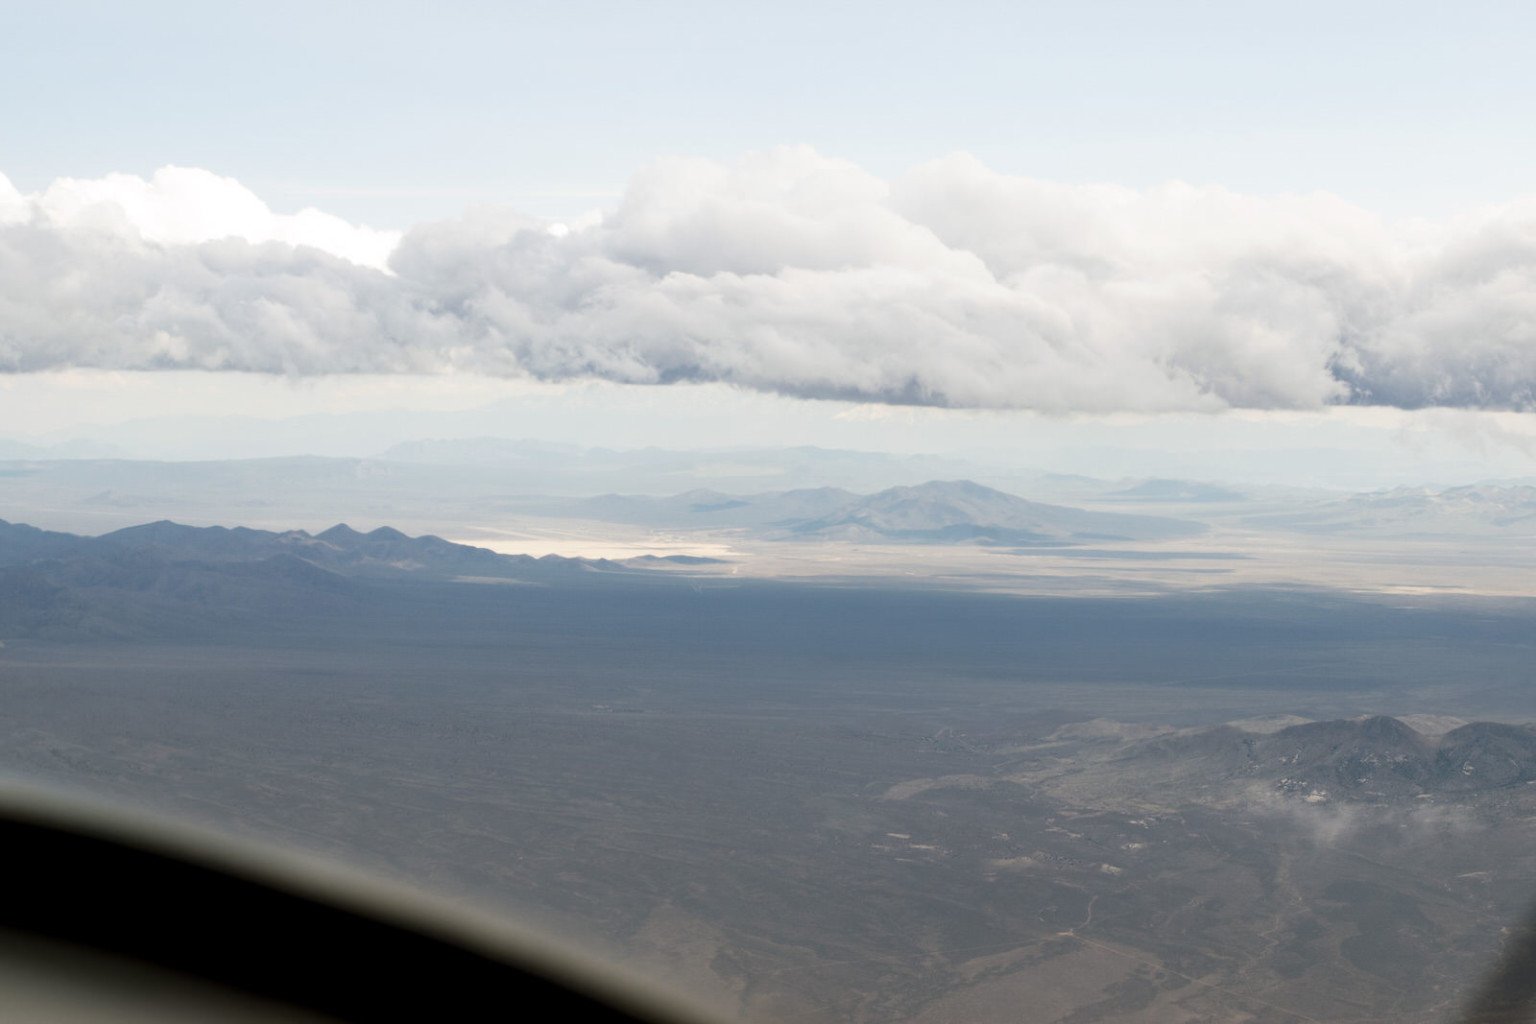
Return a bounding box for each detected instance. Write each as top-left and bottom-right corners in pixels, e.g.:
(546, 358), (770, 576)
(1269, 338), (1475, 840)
(2, 148), (1534, 412)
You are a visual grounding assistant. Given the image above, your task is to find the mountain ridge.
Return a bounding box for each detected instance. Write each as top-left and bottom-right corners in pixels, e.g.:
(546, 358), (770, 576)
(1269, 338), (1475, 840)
(1120, 715), (1536, 800)
(556, 479), (1207, 544)
(786, 480), (1206, 545)
(0, 516), (647, 639)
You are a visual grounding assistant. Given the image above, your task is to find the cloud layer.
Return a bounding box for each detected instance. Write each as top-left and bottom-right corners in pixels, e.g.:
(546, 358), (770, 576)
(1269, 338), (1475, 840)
(3, 150), (1535, 412)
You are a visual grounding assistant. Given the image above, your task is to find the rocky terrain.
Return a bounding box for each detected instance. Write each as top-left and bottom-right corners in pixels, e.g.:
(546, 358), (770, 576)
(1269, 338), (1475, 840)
(4, 518), (1536, 1021)
(1049, 715), (1536, 805)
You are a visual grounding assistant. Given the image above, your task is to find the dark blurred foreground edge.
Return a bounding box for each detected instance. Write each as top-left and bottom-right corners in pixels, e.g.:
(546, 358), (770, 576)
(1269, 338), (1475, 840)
(0, 783), (722, 1024)
(1456, 917), (1536, 1024)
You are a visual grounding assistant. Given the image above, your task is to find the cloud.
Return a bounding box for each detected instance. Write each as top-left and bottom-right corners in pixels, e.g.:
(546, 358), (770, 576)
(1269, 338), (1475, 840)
(2, 149), (1535, 412)
(2, 166), (401, 269)
(1239, 782), (1479, 847)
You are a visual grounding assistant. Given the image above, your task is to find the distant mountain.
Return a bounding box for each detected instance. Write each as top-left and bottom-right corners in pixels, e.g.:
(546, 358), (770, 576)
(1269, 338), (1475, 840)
(0, 437), (127, 459)
(783, 480), (1206, 545)
(375, 439), (978, 493)
(621, 554), (728, 566)
(554, 480), (1207, 544)
(0, 447), (999, 538)
(570, 487), (858, 530)
(1246, 483), (1536, 536)
(1102, 478), (1247, 503)
(1121, 715), (1536, 800)
(378, 437), (587, 465)
(1349, 484), (1536, 530)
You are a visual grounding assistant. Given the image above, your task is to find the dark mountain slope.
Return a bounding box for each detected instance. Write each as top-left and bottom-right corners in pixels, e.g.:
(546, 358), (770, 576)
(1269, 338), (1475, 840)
(1119, 715), (1536, 800)
(0, 518), (637, 640)
(0, 519), (93, 565)
(90, 519), (627, 580)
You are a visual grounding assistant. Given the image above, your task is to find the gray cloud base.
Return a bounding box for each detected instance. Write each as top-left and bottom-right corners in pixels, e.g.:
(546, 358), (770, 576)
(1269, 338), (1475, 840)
(3, 148), (1534, 412)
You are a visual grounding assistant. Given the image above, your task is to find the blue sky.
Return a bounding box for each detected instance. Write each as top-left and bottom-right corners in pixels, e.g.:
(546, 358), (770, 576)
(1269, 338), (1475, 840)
(7, 1), (1536, 226)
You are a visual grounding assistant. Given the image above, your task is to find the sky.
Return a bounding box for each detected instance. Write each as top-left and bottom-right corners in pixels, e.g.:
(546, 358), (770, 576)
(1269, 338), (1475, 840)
(3, 0), (1536, 484)
(8, 1), (1536, 226)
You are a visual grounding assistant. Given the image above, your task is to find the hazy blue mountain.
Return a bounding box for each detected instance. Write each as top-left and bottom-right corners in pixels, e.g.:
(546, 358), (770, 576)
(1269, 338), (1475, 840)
(1102, 478), (1248, 503)
(621, 553), (728, 566)
(543, 479), (1207, 544)
(0, 438), (128, 459)
(378, 437), (589, 465)
(377, 439), (979, 491)
(0, 448), (998, 535)
(784, 480), (1206, 545)
(570, 486), (858, 529)
(1245, 483), (1536, 536)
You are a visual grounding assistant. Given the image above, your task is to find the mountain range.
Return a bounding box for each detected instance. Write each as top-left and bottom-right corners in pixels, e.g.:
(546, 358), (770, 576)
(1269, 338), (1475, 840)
(1246, 483), (1536, 536)
(1120, 715), (1536, 800)
(0, 518), (621, 579)
(0, 518), (632, 640)
(781, 480), (1205, 544)
(567, 479), (1205, 544)
(1100, 478), (1248, 503)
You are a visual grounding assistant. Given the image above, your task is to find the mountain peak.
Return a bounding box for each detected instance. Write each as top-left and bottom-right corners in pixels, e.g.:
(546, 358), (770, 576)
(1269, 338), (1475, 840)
(789, 479), (1203, 546)
(1120, 715), (1536, 800)
(316, 524), (364, 542)
(101, 520), (211, 543)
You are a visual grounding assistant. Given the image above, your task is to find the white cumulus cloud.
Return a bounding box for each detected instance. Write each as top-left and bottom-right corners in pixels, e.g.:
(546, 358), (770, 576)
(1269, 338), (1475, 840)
(9, 166), (400, 269)
(2, 149), (1535, 412)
